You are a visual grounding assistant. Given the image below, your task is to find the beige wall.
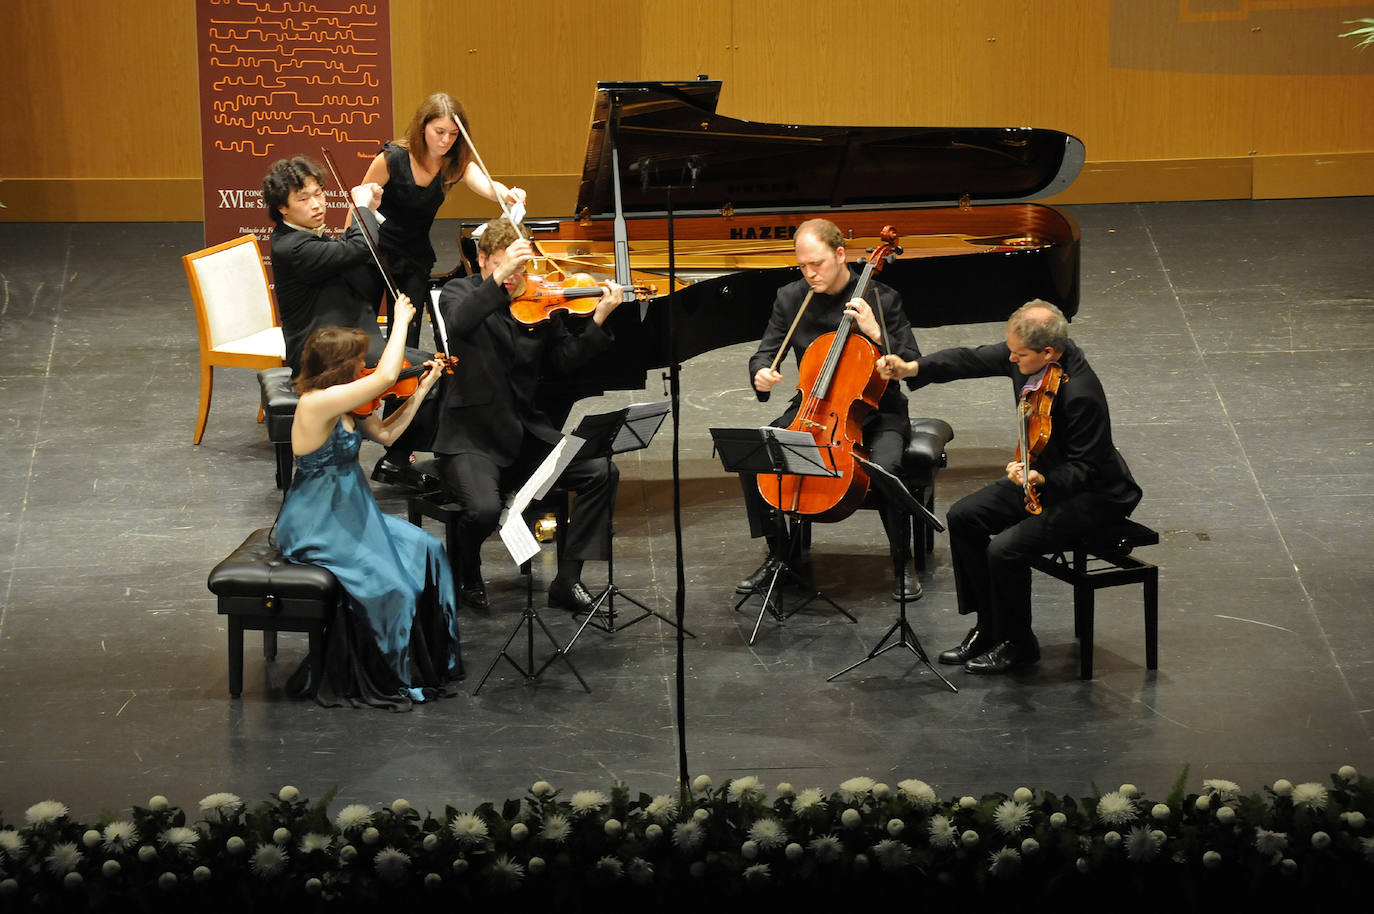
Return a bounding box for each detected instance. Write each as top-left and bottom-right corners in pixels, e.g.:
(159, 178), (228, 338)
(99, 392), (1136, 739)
(2, 0), (1372, 221)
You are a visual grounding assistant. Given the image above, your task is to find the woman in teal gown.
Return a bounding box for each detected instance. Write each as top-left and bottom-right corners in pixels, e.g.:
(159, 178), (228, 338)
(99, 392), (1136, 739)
(276, 295), (462, 709)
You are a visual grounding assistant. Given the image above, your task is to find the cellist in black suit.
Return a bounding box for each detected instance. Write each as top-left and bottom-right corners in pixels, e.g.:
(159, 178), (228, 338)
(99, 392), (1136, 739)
(737, 218), (924, 602)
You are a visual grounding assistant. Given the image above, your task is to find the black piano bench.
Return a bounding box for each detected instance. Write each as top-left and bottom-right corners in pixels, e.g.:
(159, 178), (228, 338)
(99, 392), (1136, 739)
(904, 417), (954, 573)
(258, 367), (297, 490)
(1027, 519), (1160, 681)
(407, 490), (464, 579)
(207, 527), (337, 698)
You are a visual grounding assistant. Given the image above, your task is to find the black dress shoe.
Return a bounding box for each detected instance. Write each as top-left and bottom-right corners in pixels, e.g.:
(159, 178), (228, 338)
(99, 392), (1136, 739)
(548, 578), (597, 615)
(458, 580), (489, 610)
(891, 569), (922, 602)
(964, 636), (1041, 674)
(735, 555), (783, 594)
(371, 457), (438, 491)
(938, 627), (986, 665)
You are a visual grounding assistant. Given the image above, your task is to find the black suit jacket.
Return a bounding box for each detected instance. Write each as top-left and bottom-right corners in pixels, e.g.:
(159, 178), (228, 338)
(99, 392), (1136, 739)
(748, 272), (921, 435)
(270, 209), (384, 373)
(914, 339), (1142, 512)
(431, 273), (613, 464)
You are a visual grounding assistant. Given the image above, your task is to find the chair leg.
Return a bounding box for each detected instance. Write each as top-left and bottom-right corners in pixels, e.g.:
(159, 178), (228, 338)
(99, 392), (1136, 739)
(1076, 584), (1095, 680)
(275, 443), (293, 490)
(306, 626), (324, 687)
(228, 617), (244, 697)
(194, 363), (214, 444)
(1144, 566), (1159, 670)
(263, 629), (277, 660)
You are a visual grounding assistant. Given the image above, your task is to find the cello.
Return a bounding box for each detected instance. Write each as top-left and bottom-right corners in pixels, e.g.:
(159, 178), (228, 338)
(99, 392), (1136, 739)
(758, 227), (902, 523)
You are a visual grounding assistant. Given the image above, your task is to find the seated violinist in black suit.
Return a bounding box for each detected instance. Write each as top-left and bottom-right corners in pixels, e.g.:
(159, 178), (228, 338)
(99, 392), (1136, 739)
(877, 300), (1142, 674)
(431, 218), (624, 613)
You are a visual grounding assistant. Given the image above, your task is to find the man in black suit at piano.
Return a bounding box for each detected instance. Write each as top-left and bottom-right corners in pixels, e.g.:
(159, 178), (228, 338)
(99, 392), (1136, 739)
(431, 217), (624, 613)
(877, 300), (1142, 673)
(738, 217), (925, 602)
(263, 155), (432, 488)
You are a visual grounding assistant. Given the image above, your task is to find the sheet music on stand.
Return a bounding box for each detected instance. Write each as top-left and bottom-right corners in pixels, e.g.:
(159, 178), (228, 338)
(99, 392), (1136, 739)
(570, 401), (670, 460)
(498, 435), (585, 567)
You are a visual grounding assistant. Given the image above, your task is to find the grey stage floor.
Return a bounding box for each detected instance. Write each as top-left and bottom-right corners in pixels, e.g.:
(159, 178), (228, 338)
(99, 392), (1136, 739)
(0, 197), (1371, 822)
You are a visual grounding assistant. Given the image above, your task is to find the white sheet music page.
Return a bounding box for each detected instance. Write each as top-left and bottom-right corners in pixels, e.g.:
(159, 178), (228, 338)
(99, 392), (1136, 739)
(497, 435), (585, 567)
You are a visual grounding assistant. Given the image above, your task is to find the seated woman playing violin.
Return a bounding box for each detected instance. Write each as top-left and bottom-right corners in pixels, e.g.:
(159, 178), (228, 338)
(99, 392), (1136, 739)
(429, 217), (624, 614)
(877, 300), (1142, 675)
(274, 296), (463, 709)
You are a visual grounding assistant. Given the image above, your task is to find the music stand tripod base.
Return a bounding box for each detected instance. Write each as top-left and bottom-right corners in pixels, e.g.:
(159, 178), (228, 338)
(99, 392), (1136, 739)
(711, 426), (859, 645)
(559, 402), (695, 654)
(474, 572), (590, 695)
(827, 454), (954, 691)
(732, 520), (856, 645)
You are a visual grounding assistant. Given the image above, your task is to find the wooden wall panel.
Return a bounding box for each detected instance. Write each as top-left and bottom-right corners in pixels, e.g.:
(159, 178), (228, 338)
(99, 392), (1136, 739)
(0, 1), (199, 180)
(1, 0), (1371, 222)
(386, 0), (646, 219)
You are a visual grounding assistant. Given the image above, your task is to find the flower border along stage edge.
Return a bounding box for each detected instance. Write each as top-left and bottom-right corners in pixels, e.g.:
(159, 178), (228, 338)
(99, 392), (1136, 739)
(2, 768), (1372, 912)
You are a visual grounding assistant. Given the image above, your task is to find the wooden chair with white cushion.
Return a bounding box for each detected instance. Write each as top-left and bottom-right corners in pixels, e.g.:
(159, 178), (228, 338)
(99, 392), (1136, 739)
(183, 234), (286, 444)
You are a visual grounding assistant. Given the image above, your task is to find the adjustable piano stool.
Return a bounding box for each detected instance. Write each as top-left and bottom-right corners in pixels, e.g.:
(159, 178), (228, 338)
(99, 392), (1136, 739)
(207, 527), (336, 697)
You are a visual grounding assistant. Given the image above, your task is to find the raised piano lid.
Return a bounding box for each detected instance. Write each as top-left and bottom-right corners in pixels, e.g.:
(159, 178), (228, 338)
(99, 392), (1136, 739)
(575, 80), (1084, 221)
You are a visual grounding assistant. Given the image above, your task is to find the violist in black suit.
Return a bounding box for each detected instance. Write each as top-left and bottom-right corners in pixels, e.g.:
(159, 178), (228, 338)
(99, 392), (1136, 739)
(431, 217), (624, 613)
(262, 156), (388, 376)
(877, 300), (1142, 674)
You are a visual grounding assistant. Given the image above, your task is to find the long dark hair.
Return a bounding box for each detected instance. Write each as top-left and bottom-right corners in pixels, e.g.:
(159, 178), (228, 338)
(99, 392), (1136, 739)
(399, 92), (472, 189)
(295, 327), (369, 395)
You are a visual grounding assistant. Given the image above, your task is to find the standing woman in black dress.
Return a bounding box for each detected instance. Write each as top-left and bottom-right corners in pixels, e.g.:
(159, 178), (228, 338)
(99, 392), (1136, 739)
(357, 92), (527, 349)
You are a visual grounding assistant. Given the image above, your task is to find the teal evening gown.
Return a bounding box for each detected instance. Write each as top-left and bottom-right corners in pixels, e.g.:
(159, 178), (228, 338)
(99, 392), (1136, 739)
(275, 420), (462, 709)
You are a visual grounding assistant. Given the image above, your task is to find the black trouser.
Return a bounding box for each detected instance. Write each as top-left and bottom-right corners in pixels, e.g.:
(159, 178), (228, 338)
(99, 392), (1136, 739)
(365, 256), (436, 351)
(947, 479), (1125, 644)
(435, 445), (619, 582)
(739, 407), (909, 560)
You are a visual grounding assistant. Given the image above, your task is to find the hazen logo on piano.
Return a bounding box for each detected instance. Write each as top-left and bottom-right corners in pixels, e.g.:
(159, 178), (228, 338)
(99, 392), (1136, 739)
(729, 225), (797, 241)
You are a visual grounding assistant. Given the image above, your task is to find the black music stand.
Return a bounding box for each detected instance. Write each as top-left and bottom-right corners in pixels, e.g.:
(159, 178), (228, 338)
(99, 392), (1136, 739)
(474, 550), (591, 695)
(828, 455), (956, 691)
(562, 401), (695, 652)
(710, 427), (858, 645)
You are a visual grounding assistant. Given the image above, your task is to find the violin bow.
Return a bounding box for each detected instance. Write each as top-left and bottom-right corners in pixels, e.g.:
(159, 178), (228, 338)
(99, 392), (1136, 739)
(452, 118), (550, 261)
(767, 289), (814, 373)
(319, 146), (402, 303)
(321, 146), (458, 358)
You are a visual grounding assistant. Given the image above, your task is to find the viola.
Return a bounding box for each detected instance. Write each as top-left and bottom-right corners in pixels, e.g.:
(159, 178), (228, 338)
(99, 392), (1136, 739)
(509, 272), (655, 326)
(509, 272), (606, 325)
(1015, 362), (1066, 514)
(352, 355), (459, 417)
(758, 226), (901, 523)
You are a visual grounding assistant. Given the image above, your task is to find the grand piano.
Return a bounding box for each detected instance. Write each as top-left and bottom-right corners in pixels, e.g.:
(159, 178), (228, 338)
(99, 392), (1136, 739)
(517, 79), (1084, 409)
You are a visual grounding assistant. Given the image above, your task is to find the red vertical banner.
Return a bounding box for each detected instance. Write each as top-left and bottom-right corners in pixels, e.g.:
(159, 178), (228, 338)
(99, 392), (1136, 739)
(195, 0), (393, 267)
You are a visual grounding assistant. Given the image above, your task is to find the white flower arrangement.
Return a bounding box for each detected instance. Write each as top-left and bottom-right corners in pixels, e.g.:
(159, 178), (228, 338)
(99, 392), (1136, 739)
(1, 767), (1370, 909)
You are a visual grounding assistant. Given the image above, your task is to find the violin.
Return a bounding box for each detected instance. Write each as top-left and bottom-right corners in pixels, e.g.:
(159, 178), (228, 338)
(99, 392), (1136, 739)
(352, 355), (459, 417)
(509, 271), (656, 326)
(1015, 362), (1066, 514)
(758, 226), (901, 523)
